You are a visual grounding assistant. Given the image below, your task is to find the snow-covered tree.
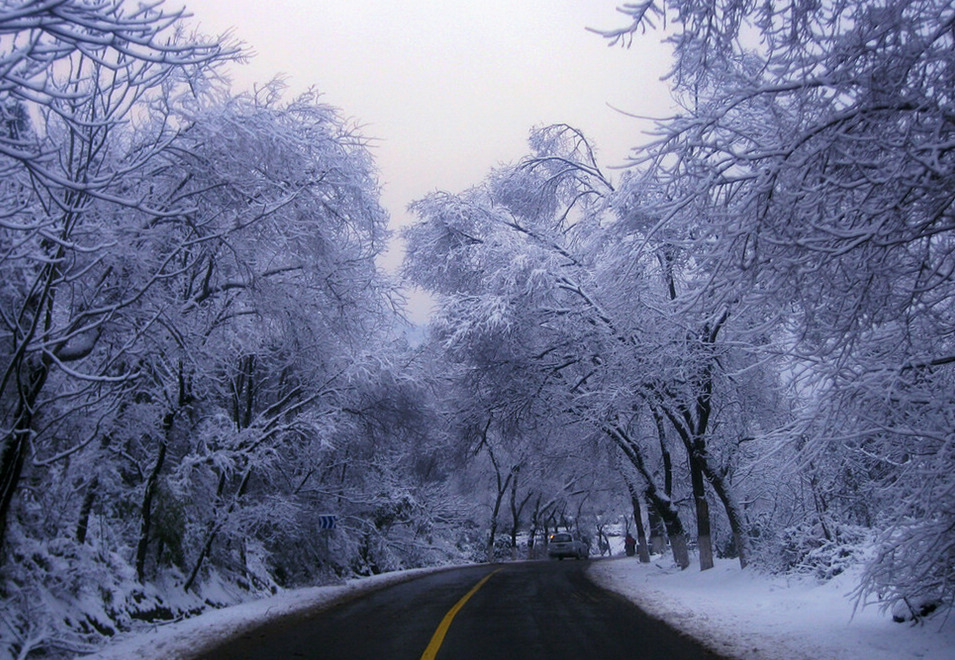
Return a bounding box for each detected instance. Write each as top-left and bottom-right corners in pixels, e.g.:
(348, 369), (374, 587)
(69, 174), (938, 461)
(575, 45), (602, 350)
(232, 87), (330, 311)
(405, 126), (700, 568)
(130, 83), (395, 592)
(0, 4), (450, 653)
(0, 0), (236, 555)
(594, 0), (955, 611)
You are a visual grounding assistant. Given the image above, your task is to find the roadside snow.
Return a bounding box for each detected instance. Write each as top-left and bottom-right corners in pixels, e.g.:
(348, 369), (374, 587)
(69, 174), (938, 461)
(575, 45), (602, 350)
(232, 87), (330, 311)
(587, 557), (955, 660)
(82, 565), (457, 660)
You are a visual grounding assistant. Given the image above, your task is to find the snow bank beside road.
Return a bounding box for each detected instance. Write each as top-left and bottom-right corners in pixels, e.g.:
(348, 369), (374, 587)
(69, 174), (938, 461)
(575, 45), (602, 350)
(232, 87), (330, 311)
(84, 565), (456, 660)
(588, 557), (955, 660)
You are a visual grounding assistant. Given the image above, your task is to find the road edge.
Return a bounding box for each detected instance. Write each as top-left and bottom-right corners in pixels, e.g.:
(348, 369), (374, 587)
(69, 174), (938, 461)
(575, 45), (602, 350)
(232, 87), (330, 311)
(84, 563), (476, 660)
(584, 558), (735, 660)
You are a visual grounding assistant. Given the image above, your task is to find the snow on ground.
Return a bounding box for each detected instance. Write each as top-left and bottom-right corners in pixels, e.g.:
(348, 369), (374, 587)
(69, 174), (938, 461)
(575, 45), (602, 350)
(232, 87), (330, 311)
(83, 565), (457, 660)
(587, 557), (955, 660)
(85, 556), (955, 660)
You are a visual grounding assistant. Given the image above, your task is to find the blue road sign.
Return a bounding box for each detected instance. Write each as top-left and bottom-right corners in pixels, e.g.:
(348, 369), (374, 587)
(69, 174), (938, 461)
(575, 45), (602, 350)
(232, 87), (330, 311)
(318, 514), (337, 530)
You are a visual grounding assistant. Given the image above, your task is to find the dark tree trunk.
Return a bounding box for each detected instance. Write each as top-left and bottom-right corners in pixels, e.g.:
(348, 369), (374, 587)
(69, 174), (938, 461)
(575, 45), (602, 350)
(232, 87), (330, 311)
(508, 470), (530, 560)
(608, 425), (690, 569)
(527, 494), (544, 559)
(479, 423), (512, 564)
(658, 394), (718, 571)
(0, 361), (50, 554)
(487, 475), (510, 563)
(663, 514), (691, 570)
(76, 435), (112, 544)
(648, 406), (673, 556)
(630, 492), (651, 563)
(621, 475), (651, 562)
(139, 363), (194, 581)
(647, 505), (668, 556)
(651, 407), (673, 498)
(690, 454), (714, 570)
(184, 466), (253, 592)
(75, 475), (98, 544)
(700, 458), (749, 568)
(0, 428), (31, 553)
(136, 433), (168, 582)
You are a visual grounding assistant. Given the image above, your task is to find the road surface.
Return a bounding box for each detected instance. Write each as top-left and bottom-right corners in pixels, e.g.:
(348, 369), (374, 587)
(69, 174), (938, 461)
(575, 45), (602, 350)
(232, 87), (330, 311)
(196, 560), (728, 659)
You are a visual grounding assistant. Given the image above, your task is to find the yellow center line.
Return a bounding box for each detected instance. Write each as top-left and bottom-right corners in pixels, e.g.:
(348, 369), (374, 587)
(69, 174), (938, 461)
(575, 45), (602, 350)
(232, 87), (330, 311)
(419, 567), (503, 660)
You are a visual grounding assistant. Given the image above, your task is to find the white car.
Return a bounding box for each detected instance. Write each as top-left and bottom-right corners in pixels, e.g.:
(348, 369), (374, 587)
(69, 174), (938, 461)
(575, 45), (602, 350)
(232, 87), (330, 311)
(548, 532), (590, 560)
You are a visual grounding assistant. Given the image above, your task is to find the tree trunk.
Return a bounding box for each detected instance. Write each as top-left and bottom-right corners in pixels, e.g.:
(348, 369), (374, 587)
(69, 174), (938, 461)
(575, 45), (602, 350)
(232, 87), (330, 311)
(75, 475), (98, 545)
(700, 459), (749, 568)
(608, 425), (690, 569)
(486, 475), (510, 563)
(661, 401), (748, 570)
(666, 519), (691, 569)
(647, 505), (667, 556)
(631, 492), (651, 563)
(0, 428), (31, 553)
(647, 407), (672, 556)
(527, 495), (542, 559)
(657, 401), (716, 571)
(622, 476), (651, 562)
(486, 517), (499, 564)
(136, 433), (168, 582)
(508, 469), (530, 560)
(184, 466), (252, 592)
(76, 434), (111, 545)
(690, 455), (714, 571)
(0, 361), (50, 554)
(651, 407), (673, 497)
(480, 429), (512, 564)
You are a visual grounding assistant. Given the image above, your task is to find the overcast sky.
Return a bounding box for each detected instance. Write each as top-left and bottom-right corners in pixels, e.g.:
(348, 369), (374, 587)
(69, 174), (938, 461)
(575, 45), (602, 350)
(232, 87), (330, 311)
(181, 0), (675, 321)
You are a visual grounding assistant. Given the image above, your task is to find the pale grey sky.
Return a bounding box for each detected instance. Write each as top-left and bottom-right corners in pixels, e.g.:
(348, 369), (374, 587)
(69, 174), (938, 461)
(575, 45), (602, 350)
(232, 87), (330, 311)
(182, 1), (674, 322)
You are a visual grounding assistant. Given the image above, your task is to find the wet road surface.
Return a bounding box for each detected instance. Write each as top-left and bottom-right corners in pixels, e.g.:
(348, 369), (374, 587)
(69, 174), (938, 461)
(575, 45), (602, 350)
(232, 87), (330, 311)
(196, 560), (729, 660)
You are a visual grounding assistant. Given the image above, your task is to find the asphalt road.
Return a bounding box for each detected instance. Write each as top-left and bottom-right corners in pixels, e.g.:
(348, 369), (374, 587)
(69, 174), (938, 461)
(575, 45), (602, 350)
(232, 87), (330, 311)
(196, 560), (728, 660)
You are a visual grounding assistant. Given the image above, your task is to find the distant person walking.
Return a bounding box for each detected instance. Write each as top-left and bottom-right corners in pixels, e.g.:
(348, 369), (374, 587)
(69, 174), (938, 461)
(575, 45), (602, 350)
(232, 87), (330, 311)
(624, 533), (636, 557)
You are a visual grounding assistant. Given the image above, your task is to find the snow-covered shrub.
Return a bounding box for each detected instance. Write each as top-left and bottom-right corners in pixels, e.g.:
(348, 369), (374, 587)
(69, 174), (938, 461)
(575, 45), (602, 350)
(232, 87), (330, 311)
(777, 520), (870, 580)
(861, 515), (954, 622)
(453, 525), (490, 564)
(0, 532), (187, 659)
(891, 596), (942, 623)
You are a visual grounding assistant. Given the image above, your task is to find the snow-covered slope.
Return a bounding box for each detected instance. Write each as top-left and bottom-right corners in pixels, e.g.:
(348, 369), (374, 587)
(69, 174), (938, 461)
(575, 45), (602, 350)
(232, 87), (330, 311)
(82, 566), (456, 660)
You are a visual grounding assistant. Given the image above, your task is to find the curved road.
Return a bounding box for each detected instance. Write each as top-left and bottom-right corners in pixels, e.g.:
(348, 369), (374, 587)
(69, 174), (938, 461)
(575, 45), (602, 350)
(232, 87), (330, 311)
(197, 560), (728, 659)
